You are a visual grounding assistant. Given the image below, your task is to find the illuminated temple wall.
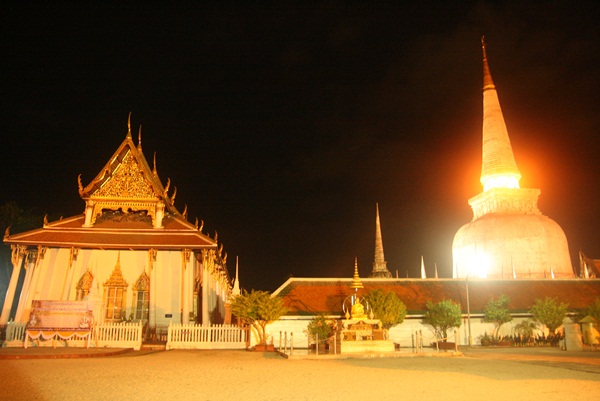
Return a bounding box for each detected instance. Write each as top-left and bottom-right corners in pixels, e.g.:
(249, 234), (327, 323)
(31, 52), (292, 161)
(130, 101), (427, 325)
(7, 246), (230, 329)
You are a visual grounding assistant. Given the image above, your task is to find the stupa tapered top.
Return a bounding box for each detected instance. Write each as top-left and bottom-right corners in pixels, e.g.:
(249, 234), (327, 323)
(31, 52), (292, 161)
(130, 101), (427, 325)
(480, 36), (522, 192)
(370, 203), (392, 278)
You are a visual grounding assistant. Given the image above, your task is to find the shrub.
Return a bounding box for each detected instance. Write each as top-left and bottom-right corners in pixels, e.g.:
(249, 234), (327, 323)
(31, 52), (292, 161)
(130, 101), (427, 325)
(305, 314), (334, 343)
(421, 299), (462, 341)
(530, 297), (569, 335)
(364, 289), (407, 330)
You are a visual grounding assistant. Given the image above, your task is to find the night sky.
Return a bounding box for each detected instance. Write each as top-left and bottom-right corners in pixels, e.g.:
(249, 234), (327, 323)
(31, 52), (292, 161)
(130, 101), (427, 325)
(2, 2), (599, 292)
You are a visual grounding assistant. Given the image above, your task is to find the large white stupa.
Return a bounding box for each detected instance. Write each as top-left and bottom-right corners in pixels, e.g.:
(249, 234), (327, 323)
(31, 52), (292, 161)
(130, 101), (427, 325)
(452, 38), (574, 279)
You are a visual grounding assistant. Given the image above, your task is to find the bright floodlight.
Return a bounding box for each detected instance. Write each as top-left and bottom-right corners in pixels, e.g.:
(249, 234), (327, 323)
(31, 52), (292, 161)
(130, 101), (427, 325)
(467, 252), (490, 278)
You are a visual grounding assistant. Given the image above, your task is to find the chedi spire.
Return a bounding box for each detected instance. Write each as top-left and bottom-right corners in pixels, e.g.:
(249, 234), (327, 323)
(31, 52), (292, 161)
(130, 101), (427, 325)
(370, 203), (392, 278)
(480, 36), (521, 192)
(451, 38), (573, 280)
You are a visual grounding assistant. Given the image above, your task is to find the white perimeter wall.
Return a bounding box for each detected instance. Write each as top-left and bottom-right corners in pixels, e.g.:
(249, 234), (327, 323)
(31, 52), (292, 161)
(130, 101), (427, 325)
(263, 315), (550, 349)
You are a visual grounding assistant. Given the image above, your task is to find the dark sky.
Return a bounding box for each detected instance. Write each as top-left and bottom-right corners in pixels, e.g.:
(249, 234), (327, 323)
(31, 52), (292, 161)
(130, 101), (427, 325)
(2, 2), (599, 292)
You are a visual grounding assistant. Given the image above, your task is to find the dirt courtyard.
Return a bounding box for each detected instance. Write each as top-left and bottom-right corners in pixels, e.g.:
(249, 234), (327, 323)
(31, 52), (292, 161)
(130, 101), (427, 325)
(1, 348), (598, 401)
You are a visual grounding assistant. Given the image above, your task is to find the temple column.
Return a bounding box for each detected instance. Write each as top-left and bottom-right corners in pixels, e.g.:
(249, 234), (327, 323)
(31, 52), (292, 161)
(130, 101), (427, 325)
(0, 245), (28, 324)
(14, 251), (36, 323)
(148, 249), (157, 328)
(181, 249), (191, 324)
(21, 246), (47, 323)
(201, 263), (209, 326)
(83, 202), (94, 227)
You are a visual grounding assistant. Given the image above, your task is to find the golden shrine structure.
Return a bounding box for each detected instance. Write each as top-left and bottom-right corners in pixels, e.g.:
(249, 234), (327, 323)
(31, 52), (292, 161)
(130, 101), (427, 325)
(330, 259), (395, 354)
(1, 116), (235, 338)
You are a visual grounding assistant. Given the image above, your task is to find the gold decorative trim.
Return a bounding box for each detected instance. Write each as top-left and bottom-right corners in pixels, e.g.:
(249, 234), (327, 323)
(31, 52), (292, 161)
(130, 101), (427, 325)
(104, 254), (129, 288)
(134, 271), (150, 292)
(77, 270), (94, 292)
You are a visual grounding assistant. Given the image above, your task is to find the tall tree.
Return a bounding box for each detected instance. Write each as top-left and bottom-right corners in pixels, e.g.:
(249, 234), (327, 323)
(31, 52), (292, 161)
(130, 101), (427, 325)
(229, 289), (287, 346)
(482, 295), (512, 339)
(530, 297), (569, 335)
(365, 289), (407, 330)
(422, 299), (462, 341)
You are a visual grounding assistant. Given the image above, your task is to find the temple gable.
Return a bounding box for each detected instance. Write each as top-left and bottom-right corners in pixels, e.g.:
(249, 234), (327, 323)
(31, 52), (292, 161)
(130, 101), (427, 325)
(94, 151), (156, 199)
(79, 118), (177, 228)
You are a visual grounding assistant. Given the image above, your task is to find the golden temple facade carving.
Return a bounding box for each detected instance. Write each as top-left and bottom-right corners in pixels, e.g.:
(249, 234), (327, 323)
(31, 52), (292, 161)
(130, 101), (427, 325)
(104, 255), (129, 288)
(95, 151), (156, 199)
(134, 271), (150, 292)
(79, 117), (180, 228)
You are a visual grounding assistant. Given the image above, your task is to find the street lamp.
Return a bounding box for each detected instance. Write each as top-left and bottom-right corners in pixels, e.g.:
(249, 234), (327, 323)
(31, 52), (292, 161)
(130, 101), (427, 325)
(465, 274), (472, 346)
(464, 251), (490, 346)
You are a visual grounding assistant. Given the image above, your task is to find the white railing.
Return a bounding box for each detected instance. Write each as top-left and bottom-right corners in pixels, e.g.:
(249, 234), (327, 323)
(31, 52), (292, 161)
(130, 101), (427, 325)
(166, 323), (249, 350)
(279, 331), (294, 355)
(93, 322), (143, 350)
(3, 322), (27, 347)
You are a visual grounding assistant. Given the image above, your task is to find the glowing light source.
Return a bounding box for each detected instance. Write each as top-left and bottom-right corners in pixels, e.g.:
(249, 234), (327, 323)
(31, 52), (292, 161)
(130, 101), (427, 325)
(466, 251), (490, 278)
(482, 174), (520, 192)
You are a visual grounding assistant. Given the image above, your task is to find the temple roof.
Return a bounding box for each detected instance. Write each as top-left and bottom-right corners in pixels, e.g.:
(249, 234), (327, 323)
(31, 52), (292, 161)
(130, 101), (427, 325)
(273, 277), (600, 316)
(4, 212), (216, 250)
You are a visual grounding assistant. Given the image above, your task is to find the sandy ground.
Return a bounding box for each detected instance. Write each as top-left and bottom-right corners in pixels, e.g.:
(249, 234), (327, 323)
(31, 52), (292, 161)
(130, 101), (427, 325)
(1, 349), (598, 401)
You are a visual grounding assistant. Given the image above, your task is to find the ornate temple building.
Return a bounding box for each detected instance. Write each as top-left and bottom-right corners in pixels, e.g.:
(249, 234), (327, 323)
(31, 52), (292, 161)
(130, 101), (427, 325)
(1, 117), (233, 331)
(452, 39), (574, 279)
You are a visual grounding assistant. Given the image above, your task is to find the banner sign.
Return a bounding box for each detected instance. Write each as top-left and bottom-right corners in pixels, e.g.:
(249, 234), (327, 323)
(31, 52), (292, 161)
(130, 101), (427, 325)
(28, 300), (93, 330)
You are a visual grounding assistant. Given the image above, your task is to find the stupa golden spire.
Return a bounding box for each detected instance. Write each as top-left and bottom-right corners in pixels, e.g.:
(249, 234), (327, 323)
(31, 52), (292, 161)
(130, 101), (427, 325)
(480, 36), (521, 192)
(350, 257), (363, 290)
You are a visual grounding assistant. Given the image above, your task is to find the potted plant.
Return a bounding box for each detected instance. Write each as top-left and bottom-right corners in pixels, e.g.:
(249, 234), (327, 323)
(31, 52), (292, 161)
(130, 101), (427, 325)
(479, 332), (492, 346)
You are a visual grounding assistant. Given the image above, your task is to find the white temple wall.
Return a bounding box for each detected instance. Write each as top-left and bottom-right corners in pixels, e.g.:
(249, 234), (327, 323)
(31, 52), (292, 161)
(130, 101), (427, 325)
(266, 315), (550, 349)
(39, 248), (67, 300)
(153, 250), (182, 327)
(9, 245), (220, 328)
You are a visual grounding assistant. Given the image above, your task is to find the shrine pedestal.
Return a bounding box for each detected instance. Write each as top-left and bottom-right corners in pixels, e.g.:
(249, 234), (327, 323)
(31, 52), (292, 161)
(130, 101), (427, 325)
(333, 319), (395, 354)
(336, 339), (395, 354)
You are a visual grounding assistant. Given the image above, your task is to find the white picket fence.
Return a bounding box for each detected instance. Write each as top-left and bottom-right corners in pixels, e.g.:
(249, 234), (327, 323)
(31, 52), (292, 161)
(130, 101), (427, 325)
(94, 321), (144, 350)
(2, 321), (143, 350)
(166, 323), (249, 350)
(4, 321), (249, 351)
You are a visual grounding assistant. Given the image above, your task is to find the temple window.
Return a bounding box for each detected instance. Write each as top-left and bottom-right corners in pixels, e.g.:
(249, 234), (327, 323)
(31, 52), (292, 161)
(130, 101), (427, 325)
(105, 287), (126, 320)
(133, 272), (150, 320)
(103, 254), (129, 322)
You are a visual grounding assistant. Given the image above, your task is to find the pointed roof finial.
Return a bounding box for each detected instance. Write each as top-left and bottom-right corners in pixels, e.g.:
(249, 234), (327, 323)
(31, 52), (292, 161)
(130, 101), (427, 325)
(137, 125), (142, 150)
(350, 257), (364, 290)
(127, 112), (132, 138)
(153, 152), (158, 175)
(232, 256), (241, 296)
